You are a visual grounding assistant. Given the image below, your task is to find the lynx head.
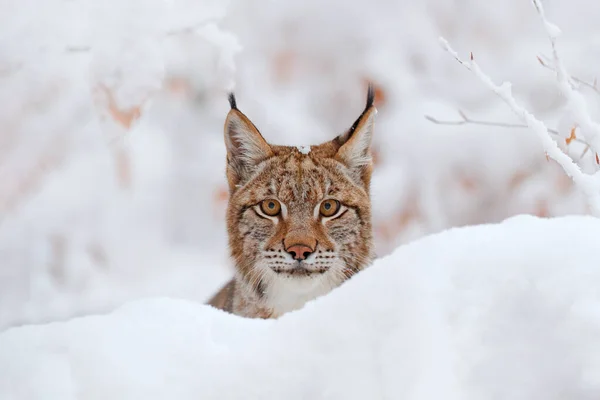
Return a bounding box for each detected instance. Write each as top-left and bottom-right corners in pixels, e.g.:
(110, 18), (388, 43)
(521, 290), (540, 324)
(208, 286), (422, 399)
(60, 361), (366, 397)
(223, 86), (376, 315)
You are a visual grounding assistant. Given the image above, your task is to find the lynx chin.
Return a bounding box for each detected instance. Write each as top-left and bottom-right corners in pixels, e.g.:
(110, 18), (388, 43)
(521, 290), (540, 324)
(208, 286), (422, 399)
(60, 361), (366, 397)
(208, 85), (377, 319)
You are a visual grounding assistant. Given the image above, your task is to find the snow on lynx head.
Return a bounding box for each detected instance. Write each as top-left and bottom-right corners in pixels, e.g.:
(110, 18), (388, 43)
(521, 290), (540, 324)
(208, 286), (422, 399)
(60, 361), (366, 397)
(216, 85), (376, 317)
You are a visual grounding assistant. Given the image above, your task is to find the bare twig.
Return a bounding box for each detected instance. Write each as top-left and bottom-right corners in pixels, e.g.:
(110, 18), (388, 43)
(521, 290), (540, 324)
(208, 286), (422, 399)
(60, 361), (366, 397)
(65, 46), (91, 53)
(165, 19), (220, 36)
(439, 37), (600, 215)
(577, 144), (591, 163)
(423, 110), (588, 140)
(425, 114), (532, 129)
(536, 55), (599, 95)
(532, 0), (600, 156)
(425, 111), (590, 146)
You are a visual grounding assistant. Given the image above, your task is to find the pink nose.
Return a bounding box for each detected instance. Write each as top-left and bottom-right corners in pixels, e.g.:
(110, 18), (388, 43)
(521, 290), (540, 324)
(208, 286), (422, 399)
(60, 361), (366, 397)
(285, 244), (314, 261)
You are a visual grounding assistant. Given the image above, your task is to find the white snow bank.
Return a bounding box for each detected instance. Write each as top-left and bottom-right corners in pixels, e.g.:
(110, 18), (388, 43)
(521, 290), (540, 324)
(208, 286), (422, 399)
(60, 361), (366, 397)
(1, 215), (600, 400)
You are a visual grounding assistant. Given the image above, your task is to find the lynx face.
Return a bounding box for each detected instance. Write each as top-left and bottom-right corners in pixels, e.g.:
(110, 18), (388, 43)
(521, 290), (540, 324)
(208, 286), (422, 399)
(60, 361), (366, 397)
(220, 87), (376, 316)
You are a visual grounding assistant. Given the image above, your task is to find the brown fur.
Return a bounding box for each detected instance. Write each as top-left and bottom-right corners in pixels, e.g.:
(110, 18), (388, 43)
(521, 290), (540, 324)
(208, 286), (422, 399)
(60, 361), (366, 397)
(207, 86), (377, 318)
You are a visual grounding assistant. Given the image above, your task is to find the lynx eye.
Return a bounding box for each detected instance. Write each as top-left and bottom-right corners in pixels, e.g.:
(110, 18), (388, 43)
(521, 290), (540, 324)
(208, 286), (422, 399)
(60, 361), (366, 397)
(260, 199), (281, 216)
(320, 199), (341, 217)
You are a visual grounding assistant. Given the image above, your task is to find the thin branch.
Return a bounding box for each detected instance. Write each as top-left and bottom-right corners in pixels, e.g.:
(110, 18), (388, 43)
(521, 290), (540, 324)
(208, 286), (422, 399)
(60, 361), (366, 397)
(577, 144), (591, 163)
(65, 46), (91, 53)
(423, 111), (593, 142)
(165, 18), (220, 36)
(532, 0), (600, 156)
(425, 114), (532, 130)
(536, 55), (599, 95)
(439, 37), (600, 216)
(425, 111), (590, 146)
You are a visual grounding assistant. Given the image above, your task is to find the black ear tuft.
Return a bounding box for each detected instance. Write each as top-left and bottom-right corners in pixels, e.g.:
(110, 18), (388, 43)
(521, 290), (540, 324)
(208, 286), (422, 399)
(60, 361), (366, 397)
(365, 83), (374, 109)
(347, 83), (376, 137)
(228, 93), (237, 110)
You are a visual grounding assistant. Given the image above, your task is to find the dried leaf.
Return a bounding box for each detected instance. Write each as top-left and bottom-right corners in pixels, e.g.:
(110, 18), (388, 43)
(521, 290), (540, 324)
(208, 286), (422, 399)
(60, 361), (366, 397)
(566, 126), (576, 145)
(97, 84), (143, 130)
(545, 152), (550, 162)
(596, 153), (600, 165)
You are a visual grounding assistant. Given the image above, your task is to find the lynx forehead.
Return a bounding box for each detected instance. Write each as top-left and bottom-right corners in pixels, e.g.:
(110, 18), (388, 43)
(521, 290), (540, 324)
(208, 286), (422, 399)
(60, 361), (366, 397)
(208, 85), (377, 318)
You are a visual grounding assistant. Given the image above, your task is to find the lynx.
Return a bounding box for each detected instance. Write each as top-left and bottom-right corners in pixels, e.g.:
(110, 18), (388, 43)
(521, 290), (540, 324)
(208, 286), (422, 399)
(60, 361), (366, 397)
(208, 85), (377, 318)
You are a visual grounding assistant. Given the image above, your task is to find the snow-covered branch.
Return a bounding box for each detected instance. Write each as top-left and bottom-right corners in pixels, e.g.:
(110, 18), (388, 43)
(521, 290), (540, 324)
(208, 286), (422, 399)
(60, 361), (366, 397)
(532, 0), (600, 156)
(536, 55), (600, 96)
(439, 38), (600, 216)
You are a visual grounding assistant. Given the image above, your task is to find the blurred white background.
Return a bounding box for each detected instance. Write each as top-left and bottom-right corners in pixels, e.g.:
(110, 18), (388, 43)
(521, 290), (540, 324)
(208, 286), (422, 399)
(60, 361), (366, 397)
(1, 0), (599, 330)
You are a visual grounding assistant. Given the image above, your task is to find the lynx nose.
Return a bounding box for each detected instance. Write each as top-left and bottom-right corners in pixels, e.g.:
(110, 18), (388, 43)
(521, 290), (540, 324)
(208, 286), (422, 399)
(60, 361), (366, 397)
(285, 244), (314, 261)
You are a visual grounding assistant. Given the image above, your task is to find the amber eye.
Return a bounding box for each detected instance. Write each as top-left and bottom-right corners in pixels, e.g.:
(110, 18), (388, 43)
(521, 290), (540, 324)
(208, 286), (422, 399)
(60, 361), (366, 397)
(260, 199), (281, 216)
(320, 199), (341, 217)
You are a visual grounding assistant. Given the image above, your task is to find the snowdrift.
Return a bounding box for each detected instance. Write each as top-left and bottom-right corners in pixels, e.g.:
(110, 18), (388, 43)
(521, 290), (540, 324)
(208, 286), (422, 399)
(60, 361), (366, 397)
(1, 215), (600, 400)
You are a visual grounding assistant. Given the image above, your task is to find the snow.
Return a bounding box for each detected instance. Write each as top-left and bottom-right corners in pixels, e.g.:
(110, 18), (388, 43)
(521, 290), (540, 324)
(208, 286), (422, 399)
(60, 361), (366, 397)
(3, 0), (600, 344)
(1, 215), (600, 399)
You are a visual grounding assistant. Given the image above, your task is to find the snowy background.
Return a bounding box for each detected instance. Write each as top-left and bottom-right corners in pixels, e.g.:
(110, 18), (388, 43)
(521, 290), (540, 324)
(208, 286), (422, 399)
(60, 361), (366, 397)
(1, 0), (600, 335)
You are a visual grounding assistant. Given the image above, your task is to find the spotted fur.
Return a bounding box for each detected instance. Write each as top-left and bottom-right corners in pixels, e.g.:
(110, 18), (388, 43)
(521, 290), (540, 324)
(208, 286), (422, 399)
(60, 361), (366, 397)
(208, 85), (377, 318)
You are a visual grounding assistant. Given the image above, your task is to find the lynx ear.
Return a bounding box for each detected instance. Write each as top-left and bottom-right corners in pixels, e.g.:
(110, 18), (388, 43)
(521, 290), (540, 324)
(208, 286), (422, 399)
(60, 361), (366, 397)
(334, 84), (377, 184)
(224, 93), (273, 187)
